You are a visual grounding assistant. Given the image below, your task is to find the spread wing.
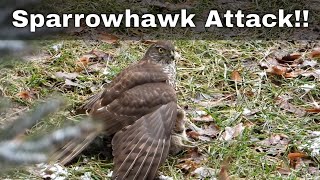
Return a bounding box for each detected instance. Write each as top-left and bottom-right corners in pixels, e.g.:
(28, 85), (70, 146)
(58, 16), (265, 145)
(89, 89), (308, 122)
(111, 102), (177, 180)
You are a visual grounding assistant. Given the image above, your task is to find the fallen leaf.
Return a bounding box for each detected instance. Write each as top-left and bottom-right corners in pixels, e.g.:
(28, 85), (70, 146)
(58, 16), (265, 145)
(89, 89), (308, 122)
(231, 70), (242, 82)
(305, 108), (320, 113)
(220, 123), (245, 141)
(288, 152), (308, 169)
(16, 91), (34, 100)
(288, 152), (307, 160)
(187, 131), (200, 140)
(54, 72), (79, 80)
(300, 131), (320, 156)
(97, 32), (119, 44)
(187, 123), (219, 142)
(277, 166), (291, 175)
(301, 69), (320, 80)
(284, 71), (300, 78)
(242, 108), (260, 116)
(275, 95), (306, 117)
(271, 66), (287, 75)
(278, 53), (302, 64)
(302, 60), (318, 68)
(191, 167), (216, 179)
(192, 114), (213, 122)
(310, 48), (320, 58)
(64, 79), (84, 88)
(258, 134), (290, 146)
(195, 110), (207, 116)
(32, 163), (68, 179)
(300, 84), (316, 93)
(260, 57), (279, 69)
(76, 56), (90, 70)
(176, 147), (206, 174)
(176, 159), (198, 173)
(256, 134), (289, 156)
(88, 63), (107, 73)
(89, 49), (114, 62)
(157, 175), (173, 180)
(243, 121), (255, 129)
(201, 124), (220, 137)
(308, 166), (320, 175)
(259, 54), (320, 80)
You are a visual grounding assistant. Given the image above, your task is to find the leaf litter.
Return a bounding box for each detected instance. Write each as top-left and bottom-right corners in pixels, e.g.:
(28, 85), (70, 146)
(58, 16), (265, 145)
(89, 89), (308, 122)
(219, 123), (245, 141)
(275, 95), (306, 117)
(260, 49), (320, 80)
(255, 134), (290, 156)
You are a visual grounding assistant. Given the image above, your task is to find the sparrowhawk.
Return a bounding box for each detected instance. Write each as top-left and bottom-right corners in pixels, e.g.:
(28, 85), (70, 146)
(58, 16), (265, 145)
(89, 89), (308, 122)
(64, 41), (179, 180)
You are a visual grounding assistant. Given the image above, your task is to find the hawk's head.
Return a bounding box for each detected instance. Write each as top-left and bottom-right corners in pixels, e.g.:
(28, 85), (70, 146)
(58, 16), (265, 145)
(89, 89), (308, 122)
(144, 41), (175, 64)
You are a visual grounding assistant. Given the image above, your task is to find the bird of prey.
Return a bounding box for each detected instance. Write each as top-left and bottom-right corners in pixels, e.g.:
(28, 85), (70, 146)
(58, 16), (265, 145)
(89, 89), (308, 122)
(61, 41), (179, 180)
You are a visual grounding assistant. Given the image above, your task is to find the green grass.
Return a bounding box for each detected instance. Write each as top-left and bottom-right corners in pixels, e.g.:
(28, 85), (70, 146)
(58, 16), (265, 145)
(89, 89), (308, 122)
(0, 40), (320, 179)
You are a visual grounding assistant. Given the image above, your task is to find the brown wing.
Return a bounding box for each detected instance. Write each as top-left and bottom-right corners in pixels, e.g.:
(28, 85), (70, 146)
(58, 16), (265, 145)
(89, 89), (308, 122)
(91, 83), (176, 135)
(78, 62), (168, 113)
(111, 101), (177, 180)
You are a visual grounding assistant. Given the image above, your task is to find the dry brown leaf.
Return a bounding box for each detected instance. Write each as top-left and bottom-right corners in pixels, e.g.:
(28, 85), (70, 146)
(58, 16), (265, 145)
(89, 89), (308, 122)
(220, 123), (245, 141)
(271, 66), (287, 75)
(283, 71), (300, 78)
(243, 121), (255, 129)
(288, 152), (307, 160)
(78, 55), (91, 65)
(176, 147), (206, 174)
(187, 131), (200, 140)
(231, 70), (242, 82)
(16, 91), (34, 100)
(201, 124), (220, 137)
(97, 32), (119, 44)
(260, 54), (319, 80)
(305, 108), (320, 113)
(89, 49), (114, 61)
(76, 56), (90, 72)
(310, 48), (320, 58)
(275, 96), (306, 117)
(192, 114), (213, 122)
(258, 134), (290, 146)
(288, 152), (306, 169)
(277, 166), (291, 175)
(256, 134), (289, 156)
(187, 123), (219, 142)
(278, 53), (302, 64)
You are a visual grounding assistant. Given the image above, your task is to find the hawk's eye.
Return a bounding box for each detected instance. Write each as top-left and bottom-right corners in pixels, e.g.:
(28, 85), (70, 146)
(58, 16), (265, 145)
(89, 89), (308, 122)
(158, 48), (164, 53)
